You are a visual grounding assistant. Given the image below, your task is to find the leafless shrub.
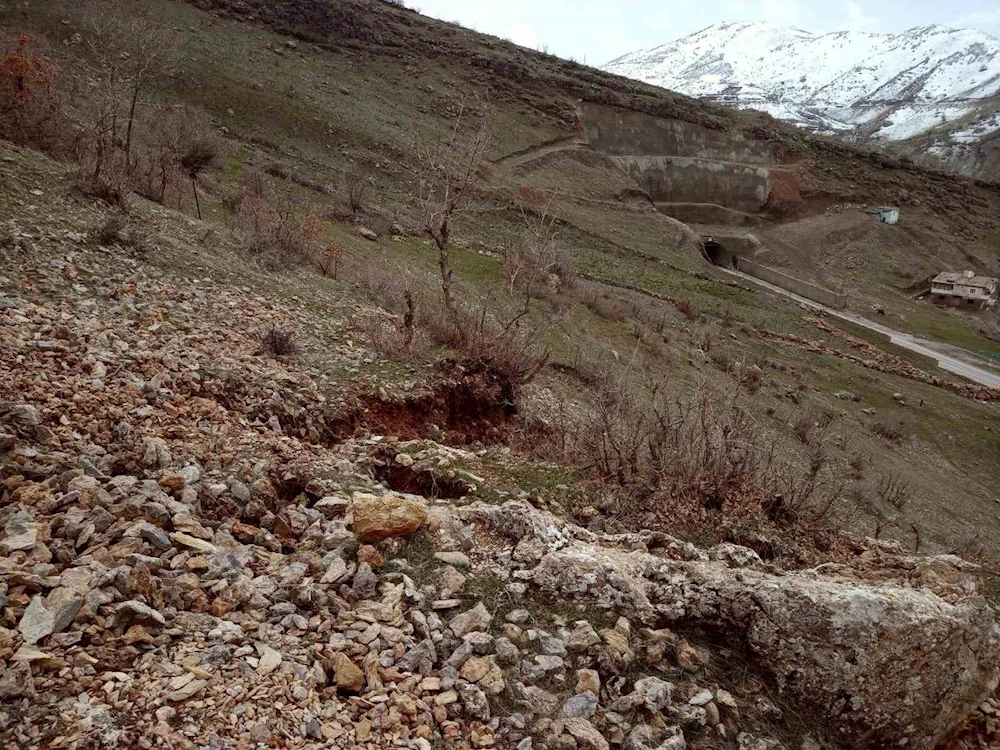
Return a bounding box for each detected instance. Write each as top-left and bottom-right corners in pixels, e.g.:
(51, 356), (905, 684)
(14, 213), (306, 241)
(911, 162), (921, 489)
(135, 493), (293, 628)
(349, 253), (549, 400)
(93, 214), (149, 255)
(848, 452), (865, 480)
(230, 171), (324, 267)
(854, 471), (912, 540)
(352, 304), (425, 358)
(425, 297), (550, 397)
(583, 293), (627, 322)
(791, 414), (816, 445)
(85, 5), (179, 170)
(261, 327), (299, 357)
(739, 364), (762, 394)
(96, 213), (127, 245)
(710, 350), (731, 372)
(317, 240), (344, 279)
(344, 171), (370, 214)
(0, 34), (78, 157)
(502, 191), (576, 310)
(675, 298), (696, 320)
(871, 416), (904, 444)
(873, 513), (895, 540)
(123, 225), (150, 257)
(550, 368), (844, 537)
(876, 472), (910, 512)
(129, 104), (219, 213)
(75, 162), (132, 209)
(179, 132), (218, 220)
(350, 258), (426, 356)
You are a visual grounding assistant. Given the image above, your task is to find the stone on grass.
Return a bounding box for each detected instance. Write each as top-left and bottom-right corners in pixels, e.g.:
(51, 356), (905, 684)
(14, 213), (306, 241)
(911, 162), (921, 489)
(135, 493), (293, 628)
(450, 602), (492, 637)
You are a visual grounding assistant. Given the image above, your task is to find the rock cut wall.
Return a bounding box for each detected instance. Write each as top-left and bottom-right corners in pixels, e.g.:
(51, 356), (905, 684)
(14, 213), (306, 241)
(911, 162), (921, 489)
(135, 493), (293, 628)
(580, 102), (801, 221)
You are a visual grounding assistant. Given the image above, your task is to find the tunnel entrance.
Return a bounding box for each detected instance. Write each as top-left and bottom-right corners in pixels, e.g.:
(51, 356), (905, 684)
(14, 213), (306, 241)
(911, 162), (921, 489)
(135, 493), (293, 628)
(703, 237), (736, 269)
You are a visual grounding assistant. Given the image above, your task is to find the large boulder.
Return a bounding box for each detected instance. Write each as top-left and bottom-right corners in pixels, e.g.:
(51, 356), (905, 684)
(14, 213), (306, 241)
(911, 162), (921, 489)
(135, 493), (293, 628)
(686, 560), (999, 750)
(351, 493), (427, 542)
(462, 500), (1000, 750)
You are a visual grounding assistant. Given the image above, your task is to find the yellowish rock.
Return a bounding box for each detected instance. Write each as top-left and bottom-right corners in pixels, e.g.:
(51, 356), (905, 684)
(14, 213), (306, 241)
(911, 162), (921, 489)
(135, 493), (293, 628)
(351, 493), (427, 542)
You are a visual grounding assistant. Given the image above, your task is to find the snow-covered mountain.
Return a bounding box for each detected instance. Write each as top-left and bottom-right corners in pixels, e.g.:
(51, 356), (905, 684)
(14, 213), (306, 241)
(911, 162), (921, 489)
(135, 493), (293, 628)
(604, 22), (1000, 148)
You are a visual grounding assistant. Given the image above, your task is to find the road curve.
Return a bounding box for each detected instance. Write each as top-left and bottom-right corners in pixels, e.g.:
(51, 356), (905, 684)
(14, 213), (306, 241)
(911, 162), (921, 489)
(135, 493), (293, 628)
(721, 268), (1000, 390)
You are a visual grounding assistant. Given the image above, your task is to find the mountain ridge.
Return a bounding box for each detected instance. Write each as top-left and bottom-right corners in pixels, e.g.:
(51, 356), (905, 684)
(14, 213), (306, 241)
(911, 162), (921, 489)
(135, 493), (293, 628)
(603, 21), (1000, 161)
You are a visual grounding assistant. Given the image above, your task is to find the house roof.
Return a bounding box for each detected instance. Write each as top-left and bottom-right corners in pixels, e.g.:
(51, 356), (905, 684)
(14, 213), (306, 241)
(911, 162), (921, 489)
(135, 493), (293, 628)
(932, 271), (998, 290)
(874, 206), (898, 212)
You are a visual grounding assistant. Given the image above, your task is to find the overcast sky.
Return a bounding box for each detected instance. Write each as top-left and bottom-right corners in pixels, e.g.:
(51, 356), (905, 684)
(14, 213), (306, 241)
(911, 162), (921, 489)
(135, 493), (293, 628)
(410, 0), (1000, 66)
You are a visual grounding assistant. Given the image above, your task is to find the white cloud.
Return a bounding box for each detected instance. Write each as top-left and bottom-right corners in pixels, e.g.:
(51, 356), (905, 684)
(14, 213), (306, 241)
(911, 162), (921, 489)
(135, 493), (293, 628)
(955, 8), (1000, 36)
(759, 0), (801, 26)
(507, 23), (540, 49)
(845, 1), (877, 30)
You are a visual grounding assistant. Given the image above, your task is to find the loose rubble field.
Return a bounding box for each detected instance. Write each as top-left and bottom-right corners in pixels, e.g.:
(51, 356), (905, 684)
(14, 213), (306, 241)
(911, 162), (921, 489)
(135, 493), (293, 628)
(2, 174), (1000, 750)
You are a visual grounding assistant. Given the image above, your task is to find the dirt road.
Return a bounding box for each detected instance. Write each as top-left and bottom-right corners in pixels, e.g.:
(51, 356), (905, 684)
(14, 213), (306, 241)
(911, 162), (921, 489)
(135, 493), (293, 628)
(723, 268), (1000, 389)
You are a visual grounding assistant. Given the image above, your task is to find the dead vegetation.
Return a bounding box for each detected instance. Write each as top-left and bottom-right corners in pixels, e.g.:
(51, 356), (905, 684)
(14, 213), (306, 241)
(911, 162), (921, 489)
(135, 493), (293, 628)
(349, 251), (551, 406)
(93, 212), (149, 255)
(343, 170), (371, 215)
(675, 298), (698, 321)
(540, 363), (847, 552)
(871, 416), (905, 444)
(1, 15), (219, 218)
(260, 326), (299, 358)
(0, 35), (76, 157)
(228, 170), (324, 267)
(418, 96), (493, 333)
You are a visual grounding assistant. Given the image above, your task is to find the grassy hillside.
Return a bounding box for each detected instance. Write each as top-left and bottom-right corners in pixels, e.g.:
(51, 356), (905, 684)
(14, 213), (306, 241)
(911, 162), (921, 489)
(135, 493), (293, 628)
(1, 0), (999, 572)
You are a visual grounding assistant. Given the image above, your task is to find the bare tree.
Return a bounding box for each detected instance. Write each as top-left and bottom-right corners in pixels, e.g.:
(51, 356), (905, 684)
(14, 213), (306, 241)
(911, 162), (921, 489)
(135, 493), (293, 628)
(136, 104), (217, 211)
(180, 142), (216, 220)
(876, 472), (910, 513)
(504, 189), (569, 315)
(418, 96), (492, 332)
(343, 170), (370, 214)
(86, 5), (178, 170)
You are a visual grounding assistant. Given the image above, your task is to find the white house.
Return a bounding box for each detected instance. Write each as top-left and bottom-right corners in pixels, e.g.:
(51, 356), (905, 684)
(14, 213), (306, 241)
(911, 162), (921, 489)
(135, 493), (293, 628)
(874, 206), (899, 225)
(930, 270), (998, 310)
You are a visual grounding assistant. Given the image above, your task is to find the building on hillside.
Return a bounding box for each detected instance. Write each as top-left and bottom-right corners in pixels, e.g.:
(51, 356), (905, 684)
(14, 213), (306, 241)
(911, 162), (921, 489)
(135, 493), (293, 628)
(874, 206), (899, 225)
(930, 270), (998, 310)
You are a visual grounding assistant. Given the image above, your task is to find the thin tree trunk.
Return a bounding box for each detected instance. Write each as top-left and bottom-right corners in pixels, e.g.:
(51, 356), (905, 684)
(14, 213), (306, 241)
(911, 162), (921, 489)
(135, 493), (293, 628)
(438, 245), (455, 314)
(191, 178), (202, 220)
(125, 84), (141, 166)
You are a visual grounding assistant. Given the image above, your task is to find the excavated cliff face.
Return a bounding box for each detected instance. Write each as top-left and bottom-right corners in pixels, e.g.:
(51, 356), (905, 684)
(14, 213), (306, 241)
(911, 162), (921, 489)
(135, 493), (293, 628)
(578, 102), (803, 224)
(456, 501), (1000, 750)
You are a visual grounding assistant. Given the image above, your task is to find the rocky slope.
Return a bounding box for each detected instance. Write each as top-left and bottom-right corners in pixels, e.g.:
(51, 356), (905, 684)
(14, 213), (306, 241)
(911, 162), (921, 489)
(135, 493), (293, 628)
(604, 22), (1000, 150)
(1, 157), (999, 750)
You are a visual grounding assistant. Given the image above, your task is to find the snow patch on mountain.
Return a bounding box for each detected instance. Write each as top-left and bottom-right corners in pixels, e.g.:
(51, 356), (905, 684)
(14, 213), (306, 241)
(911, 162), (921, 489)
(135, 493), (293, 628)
(604, 22), (1000, 145)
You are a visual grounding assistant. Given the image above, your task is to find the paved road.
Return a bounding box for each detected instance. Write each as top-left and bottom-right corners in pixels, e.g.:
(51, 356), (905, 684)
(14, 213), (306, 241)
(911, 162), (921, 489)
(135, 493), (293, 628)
(722, 268), (1000, 390)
